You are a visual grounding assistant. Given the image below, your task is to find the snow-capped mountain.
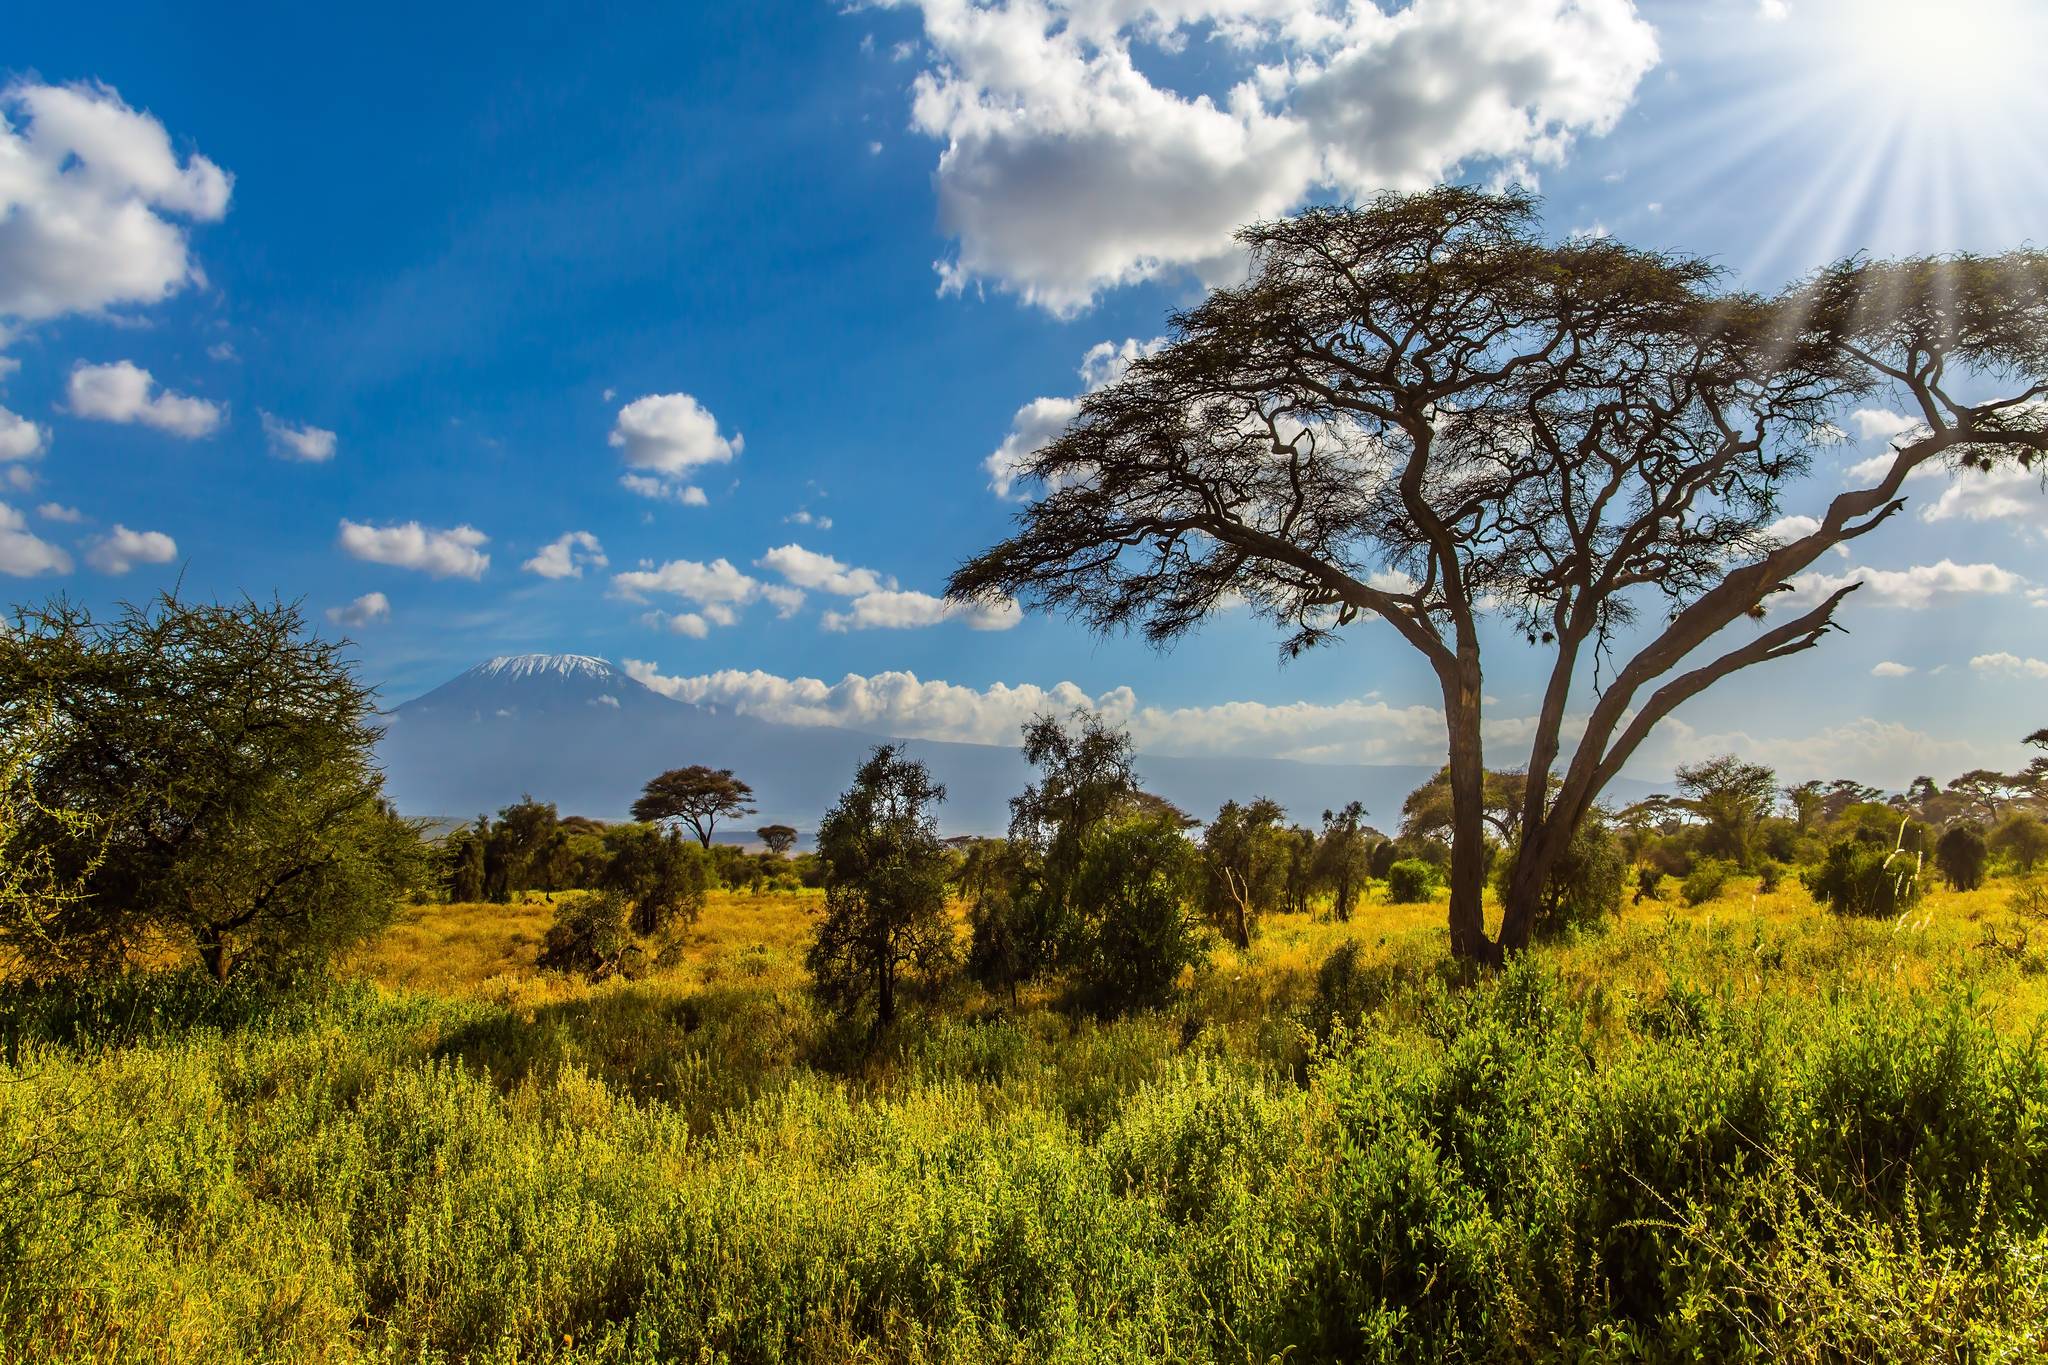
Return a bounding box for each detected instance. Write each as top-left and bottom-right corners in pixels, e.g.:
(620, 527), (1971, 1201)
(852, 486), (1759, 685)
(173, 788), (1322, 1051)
(379, 652), (1647, 837)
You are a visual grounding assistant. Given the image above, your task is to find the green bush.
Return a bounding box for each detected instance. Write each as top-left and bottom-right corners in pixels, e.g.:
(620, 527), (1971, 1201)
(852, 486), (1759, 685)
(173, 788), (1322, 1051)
(1681, 857), (1737, 905)
(535, 891), (642, 978)
(1492, 822), (1626, 938)
(1384, 858), (1442, 905)
(1803, 838), (1925, 918)
(1935, 825), (1989, 892)
(1073, 815), (1207, 1013)
(1756, 860), (1784, 894)
(1633, 865), (1664, 902)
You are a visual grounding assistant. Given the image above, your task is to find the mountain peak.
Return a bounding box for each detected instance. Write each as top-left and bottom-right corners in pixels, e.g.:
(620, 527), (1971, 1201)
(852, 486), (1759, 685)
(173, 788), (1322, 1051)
(466, 653), (620, 683)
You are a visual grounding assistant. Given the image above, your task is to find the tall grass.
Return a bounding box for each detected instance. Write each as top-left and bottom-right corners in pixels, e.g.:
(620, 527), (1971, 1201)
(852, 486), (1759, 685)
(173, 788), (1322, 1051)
(3, 877), (2046, 1361)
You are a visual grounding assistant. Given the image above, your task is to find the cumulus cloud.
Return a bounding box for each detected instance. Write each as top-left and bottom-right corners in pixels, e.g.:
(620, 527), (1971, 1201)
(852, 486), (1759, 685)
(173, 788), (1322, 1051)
(624, 662), (1448, 759)
(821, 588), (1022, 632)
(1971, 652), (2048, 680)
(1634, 715), (1978, 788)
(1783, 559), (2023, 610)
(66, 361), (222, 437)
(757, 543), (891, 596)
(1870, 661), (1913, 678)
(84, 523), (176, 574)
(609, 392), (739, 502)
(785, 508), (833, 529)
(889, 0), (1658, 313)
(1847, 407), (1920, 441)
(613, 556), (759, 605)
(753, 541), (1020, 631)
(0, 81), (231, 330)
(325, 591), (391, 628)
(35, 502), (82, 523)
(261, 412), (337, 463)
(0, 400), (49, 463)
(522, 530), (607, 579)
(1918, 462), (2047, 532)
(619, 473), (709, 505)
(0, 500), (70, 576)
(337, 519), (489, 578)
(984, 337), (1162, 497)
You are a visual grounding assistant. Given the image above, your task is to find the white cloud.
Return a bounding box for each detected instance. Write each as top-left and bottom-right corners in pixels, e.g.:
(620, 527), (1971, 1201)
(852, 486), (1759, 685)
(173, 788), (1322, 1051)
(0, 81), (231, 329)
(1783, 559), (2022, 610)
(821, 587), (1022, 632)
(757, 543), (891, 596)
(1848, 407), (1920, 441)
(613, 556), (759, 606)
(325, 591), (391, 628)
(1918, 462), (2046, 531)
(261, 412), (337, 463)
(0, 500), (70, 576)
(619, 473), (709, 506)
(1633, 715), (1978, 788)
(84, 523), (176, 574)
(785, 508), (833, 529)
(1756, 0), (1789, 19)
(337, 519), (489, 579)
(609, 393), (739, 502)
(985, 337), (1162, 497)
(891, 0), (1658, 313)
(35, 502), (82, 523)
(1870, 661), (1913, 678)
(0, 405), (47, 462)
(66, 361), (222, 437)
(522, 530), (607, 580)
(624, 662), (1447, 759)
(206, 341), (237, 362)
(1971, 652), (2048, 680)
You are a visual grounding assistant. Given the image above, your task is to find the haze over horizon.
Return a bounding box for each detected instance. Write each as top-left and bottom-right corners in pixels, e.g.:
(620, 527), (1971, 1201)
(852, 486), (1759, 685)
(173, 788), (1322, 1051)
(5, 0), (2046, 793)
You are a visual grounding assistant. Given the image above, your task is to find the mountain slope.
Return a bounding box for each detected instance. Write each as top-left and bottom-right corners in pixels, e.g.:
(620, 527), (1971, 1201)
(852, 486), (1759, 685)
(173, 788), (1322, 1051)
(376, 654), (1644, 837)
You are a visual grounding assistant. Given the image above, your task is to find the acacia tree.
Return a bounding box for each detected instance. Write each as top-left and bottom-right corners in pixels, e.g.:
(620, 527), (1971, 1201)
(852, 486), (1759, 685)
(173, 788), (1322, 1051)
(1312, 801), (1373, 922)
(807, 745), (955, 1028)
(0, 594), (424, 982)
(1673, 756), (1779, 866)
(631, 765), (755, 848)
(950, 187), (2048, 963)
(756, 824), (799, 856)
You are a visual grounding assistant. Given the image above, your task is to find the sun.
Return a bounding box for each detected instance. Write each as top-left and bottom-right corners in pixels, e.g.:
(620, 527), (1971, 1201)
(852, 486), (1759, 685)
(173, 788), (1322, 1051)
(1835, 0), (2035, 113)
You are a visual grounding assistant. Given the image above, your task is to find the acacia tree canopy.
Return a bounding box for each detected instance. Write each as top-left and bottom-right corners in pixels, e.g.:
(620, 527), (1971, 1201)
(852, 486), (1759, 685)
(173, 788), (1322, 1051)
(631, 765), (756, 848)
(949, 187), (2048, 963)
(0, 593), (426, 983)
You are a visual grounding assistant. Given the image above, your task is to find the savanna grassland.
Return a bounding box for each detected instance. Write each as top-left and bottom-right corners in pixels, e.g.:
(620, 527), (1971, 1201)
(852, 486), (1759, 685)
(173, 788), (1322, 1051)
(5, 875), (2048, 1364)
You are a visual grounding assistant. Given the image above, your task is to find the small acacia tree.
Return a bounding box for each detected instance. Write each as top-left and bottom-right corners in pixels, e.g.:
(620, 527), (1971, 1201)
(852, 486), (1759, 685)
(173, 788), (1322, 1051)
(807, 745), (956, 1028)
(1201, 797), (1291, 948)
(631, 766), (755, 848)
(1312, 802), (1373, 922)
(1674, 756), (1780, 867)
(756, 824), (799, 856)
(0, 593), (425, 982)
(951, 187), (2048, 963)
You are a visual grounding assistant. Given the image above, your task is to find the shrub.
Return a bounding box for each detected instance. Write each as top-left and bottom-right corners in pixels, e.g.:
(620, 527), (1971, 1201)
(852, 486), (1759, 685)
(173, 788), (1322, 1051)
(1803, 838), (1925, 918)
(1756, 861), (1784, 894)
(1491, 821), (1626, 938)
(597, 824), (709, 935)
(1385, 858), (1442, 904)
(1990, 812), (2048, 873)
(1681, 857), (1737, 906)
(536, 891), (641, 978)
(1072, 814), (1206, 1012)
(1634, 865), (1665, 903)
(1935, 825), (1989, 892)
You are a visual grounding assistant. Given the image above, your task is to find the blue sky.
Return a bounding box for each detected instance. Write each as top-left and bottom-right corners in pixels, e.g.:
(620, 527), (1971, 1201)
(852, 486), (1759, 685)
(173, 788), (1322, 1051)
(3, 0), (2045, 788)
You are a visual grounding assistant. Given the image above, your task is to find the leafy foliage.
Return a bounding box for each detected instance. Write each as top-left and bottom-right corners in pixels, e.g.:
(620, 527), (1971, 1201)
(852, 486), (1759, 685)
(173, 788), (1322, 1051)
(631, 765), (756, 848)
(0, 593), (425, 983)
(535, 891), (640, 979)
(1385, 858), (1442, 905)
(597, 823), (709, 935)
(1070, 812), (1206, 1013)
(807, 746), (956, 1028)
(1804, 838), (1926, 918)
(1935, 825), (1989, 892)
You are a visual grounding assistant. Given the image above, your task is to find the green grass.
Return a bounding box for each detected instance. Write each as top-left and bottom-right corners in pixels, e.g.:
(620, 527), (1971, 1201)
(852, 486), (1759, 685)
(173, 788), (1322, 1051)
(4, 876), (2047, 1361)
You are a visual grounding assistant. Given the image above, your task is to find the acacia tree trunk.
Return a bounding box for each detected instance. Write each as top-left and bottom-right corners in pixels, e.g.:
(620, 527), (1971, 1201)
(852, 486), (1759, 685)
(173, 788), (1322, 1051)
(197, 931), (233, 984)
(1442, 652), (1497, 966)
(1498, 811), (1574, 954)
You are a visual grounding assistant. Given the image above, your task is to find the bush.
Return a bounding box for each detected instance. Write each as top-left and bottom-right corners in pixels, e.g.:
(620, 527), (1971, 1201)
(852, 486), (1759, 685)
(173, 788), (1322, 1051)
(1803, 838), (1925, 918)
(1384, 858), (1442, 904)
(1634, 865), (1665, 903)
(1072, 815), (1207, 1012)
(1756, 861), (1784, 894)
(1681, 858), (1737, 905)
(1492, 821), (1626, 938)
(1990, 812), (2048, 873)
(1935, 825), (1989, 892)
(535, 891), (642, 978)
(597, 824), (709, 935)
